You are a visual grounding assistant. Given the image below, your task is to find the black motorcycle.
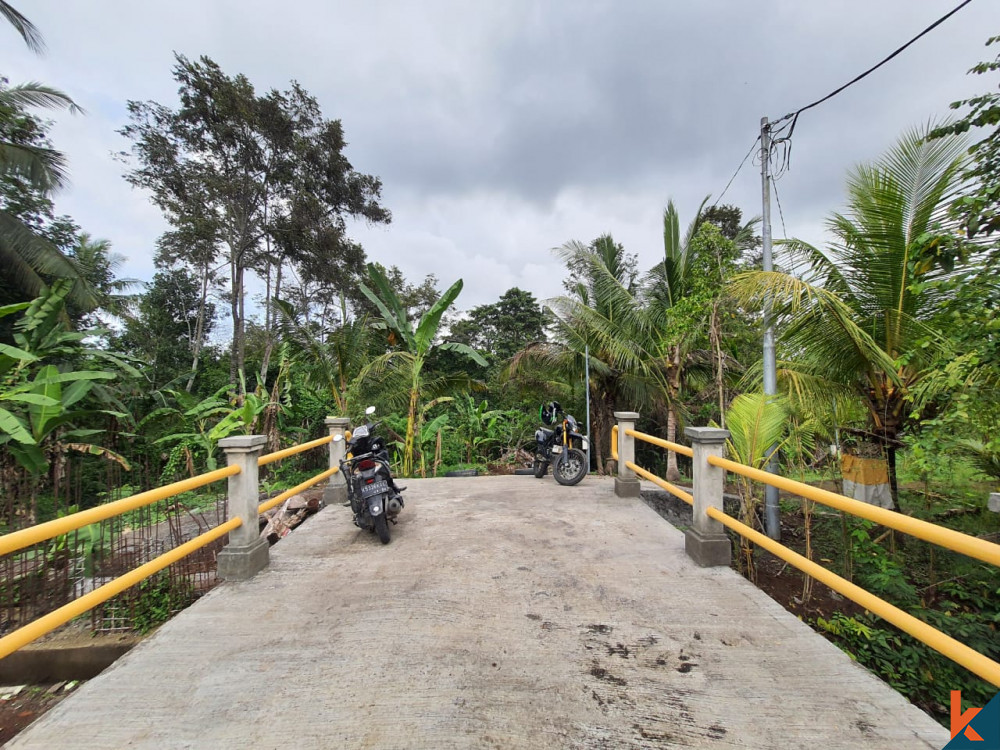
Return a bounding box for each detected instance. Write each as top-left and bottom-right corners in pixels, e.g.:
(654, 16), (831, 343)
(533, 401), (589, 486)
(334, 407), (404, 544)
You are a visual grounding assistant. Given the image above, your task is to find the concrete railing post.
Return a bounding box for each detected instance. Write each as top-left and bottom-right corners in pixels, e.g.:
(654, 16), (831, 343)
(685, 426), (731, 567)
(217, 435), (269, 581)
(614, 411), (640, 498)
(323, 417), (351, 507)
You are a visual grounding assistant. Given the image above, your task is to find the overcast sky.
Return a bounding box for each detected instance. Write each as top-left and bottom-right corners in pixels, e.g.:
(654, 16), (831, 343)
(6, 0), (996, 322)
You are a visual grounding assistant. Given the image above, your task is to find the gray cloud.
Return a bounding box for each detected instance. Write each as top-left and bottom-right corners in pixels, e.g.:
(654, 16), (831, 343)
(4, 0), (995, 310)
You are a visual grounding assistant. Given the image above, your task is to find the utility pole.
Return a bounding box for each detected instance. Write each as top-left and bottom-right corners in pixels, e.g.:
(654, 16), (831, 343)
(584, 344), (592, 471)
(760, 116), (781, 541)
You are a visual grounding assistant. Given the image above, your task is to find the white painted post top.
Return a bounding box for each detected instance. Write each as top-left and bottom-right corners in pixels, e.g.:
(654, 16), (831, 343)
(218, 435), (268, 451)
(685, 427), (730, 443)
(613, 411), (640, 421)
(325, 417), (351, 428)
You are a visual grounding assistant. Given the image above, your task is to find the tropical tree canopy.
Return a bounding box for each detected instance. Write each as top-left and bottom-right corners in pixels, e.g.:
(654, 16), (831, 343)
(728, 123), (969, 507)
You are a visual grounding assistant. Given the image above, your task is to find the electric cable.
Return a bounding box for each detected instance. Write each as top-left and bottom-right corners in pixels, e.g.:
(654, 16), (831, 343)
(711, 135), (761, 208)
(772, 0), (974, 127)
(772, 176), (788, 240)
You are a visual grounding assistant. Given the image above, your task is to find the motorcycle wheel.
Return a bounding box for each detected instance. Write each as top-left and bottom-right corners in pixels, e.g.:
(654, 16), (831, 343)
(374, 513), (391, 544)
(533, 458), (549, 478)
(553, 448), (587, 486)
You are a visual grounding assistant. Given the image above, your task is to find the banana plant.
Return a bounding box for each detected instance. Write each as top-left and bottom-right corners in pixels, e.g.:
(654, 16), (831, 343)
(143, 383), (271, 476)
(0, 282), (127, 476)
(359, 264), (487, 476)
(717, 393), (794, 581)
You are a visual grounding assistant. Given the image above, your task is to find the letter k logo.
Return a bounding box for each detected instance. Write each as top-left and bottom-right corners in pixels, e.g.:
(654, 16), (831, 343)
(952, 691), (984, 742)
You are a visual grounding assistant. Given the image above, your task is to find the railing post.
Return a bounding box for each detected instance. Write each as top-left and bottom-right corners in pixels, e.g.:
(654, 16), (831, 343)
(614, 411), (641, 498)
(685, 426), (731, 567)
(217, 435), (269, 581)
(323, 417), (351, 507)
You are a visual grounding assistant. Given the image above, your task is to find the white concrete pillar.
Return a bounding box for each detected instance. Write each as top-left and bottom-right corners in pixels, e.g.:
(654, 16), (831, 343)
(217, 435), (269, 580)
(614, 411), (640, 498)
(324, 417), (350, 506)
(685, 426), (731, 567)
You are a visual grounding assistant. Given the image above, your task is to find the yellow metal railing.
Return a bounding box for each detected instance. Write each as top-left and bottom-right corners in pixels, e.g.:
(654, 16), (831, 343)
(0, 465), (241, 557)
(259, 467), (338, 514)
(0, 431), (342, 658)
(258, 435), (332, 466)
(610, 425), (693, 504)
(615, 426), (1000, 688)
(705, 505), (1000, 686)
(0, 518), (241, 660)
(707, 455), (1000, 567)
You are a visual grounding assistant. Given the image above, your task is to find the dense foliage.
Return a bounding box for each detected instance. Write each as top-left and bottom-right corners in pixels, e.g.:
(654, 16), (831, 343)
(1, 6), (997, 726)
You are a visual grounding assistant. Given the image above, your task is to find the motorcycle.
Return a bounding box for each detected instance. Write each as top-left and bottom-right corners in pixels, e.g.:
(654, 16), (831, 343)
(532, 401), (589, 486)
(333, 406), (405, 544)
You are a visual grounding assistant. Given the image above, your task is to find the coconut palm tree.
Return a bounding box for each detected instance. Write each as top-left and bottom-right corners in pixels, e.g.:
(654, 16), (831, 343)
(0, 77), (90, 309)
(273, 299), (370, 415)
(728, 124), (968, 509)
(359, 263), (486, 477)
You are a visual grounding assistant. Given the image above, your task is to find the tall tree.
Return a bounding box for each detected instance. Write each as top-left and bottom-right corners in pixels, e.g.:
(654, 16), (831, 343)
(931, 33), (1000, 242)
(115, 269), (216, 391)
(729, 125), (968, 509)
(119, 54), (390, 392)
(451, 287), (546, 364)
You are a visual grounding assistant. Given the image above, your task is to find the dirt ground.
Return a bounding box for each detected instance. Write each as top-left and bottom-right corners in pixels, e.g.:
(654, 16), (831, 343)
(0, 682), (80, 746)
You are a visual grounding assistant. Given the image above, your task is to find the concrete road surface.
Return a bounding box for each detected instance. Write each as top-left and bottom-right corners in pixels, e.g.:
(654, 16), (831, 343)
(9, 475), (949, 749)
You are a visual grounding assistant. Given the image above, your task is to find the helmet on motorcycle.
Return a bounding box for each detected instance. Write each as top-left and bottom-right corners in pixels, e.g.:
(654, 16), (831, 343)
(540, 401), (561, 425)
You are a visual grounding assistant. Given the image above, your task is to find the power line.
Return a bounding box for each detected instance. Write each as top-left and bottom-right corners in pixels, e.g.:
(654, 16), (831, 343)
(772, 0), (974, 128)
(771, 176), (787, 240)
(711, 135), (761, 208)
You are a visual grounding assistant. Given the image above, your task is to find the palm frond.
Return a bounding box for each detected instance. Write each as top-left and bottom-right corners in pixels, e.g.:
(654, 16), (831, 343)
(1, 2), (45, 53)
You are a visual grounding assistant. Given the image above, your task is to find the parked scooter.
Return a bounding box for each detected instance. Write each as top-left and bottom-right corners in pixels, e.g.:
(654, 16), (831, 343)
(532, 401), (589, 486)
(333, 407), (405, 544)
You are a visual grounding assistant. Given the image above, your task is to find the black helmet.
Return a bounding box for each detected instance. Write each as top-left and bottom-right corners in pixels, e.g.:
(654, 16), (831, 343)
(540, 401), (561, 425)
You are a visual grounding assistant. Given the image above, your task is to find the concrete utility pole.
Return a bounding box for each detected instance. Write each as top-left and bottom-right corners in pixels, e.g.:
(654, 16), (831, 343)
(585, 344), (592, 471)
(760, 116), (781, 541)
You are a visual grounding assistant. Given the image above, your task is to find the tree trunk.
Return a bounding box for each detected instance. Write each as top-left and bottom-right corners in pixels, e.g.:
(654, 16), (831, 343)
(711, 301), (725, 427)
(886, 445), (900, 512)
(665, 404), (680, 481)
(258, 260), (282, 388)
(404, 380), (419, 477)
(186, 260), (211, 393)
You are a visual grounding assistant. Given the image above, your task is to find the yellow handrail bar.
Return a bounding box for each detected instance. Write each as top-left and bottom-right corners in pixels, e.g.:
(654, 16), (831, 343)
(258, 435), (333, 466)
(0, 464), (241, 557)
(707, 454), (1000, 567)
(627, 461), (693, 505)
(0, 516), (242, 659)
(627, 429), (694, 458)
(705, 505), (1000, 687)
(611, 426), (618, 460)
(258, 467), (339, 514)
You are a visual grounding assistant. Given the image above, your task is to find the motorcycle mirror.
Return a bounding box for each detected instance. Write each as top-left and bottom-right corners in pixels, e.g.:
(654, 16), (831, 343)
(365, 406), (376, 416)
(333, 434), (344, 442)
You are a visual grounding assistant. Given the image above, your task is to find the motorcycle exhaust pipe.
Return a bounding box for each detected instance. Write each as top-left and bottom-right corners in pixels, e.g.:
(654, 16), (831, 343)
(388, 497), (402, 514)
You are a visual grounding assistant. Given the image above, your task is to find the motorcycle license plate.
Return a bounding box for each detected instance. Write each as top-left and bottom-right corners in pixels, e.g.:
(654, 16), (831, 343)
(361, 480), (389, 498)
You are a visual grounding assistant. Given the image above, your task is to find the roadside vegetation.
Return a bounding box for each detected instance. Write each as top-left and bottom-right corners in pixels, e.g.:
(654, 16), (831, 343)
(0, 5), (997, 726)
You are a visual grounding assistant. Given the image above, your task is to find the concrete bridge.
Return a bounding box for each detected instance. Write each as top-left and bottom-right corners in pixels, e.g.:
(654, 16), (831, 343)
(9, 475), (949, 749)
